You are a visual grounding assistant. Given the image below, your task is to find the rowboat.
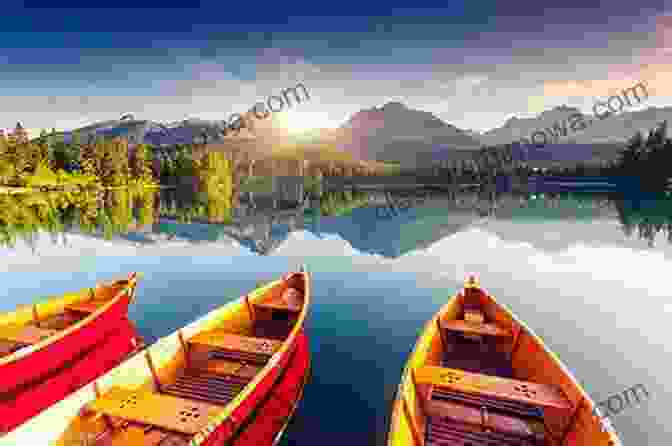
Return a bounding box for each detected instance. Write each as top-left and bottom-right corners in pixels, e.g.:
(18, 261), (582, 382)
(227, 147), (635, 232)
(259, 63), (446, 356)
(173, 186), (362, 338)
(7, 268), (311, 446)
(388, 276), (623, 446)
(0, 273), (143, 433)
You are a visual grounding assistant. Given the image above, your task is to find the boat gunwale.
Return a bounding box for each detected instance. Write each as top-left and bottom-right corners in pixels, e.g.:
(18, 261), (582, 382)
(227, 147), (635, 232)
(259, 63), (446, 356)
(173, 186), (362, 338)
(388, 286), (622, 446)
(271, 345), (311, 446)
(189, 269), (311, 446)
(0, 273), (139, 366)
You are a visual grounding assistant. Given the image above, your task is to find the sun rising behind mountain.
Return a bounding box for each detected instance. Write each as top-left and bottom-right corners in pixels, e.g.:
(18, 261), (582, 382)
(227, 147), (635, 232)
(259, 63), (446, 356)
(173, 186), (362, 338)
(276, 110), (333, 134)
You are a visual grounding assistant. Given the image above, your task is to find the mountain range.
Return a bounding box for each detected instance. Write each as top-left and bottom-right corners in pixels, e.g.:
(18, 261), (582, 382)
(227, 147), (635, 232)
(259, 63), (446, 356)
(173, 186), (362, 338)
(49, 102), (672, 167)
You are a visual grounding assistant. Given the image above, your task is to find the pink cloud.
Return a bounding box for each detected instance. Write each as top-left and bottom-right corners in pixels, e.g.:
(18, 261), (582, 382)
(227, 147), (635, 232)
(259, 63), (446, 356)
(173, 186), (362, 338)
(543, 14), (672, 100)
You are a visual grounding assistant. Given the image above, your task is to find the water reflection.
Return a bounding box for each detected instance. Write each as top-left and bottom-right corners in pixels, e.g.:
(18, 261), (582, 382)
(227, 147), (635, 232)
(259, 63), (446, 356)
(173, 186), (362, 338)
(614, 194), (672, 247)
(1, 183), (672, 255)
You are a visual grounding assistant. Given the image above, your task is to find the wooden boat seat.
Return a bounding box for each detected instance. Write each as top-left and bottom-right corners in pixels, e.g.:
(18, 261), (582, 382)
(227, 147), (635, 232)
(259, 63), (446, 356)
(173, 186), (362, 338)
(65, 301), (107, 315)
(426, 416), (545, 446)
(0, 323), (58, 345)
(414, 366), (572, 411)
(140, 426), (191, 446)
(86, 386), (221, 435)
(464, 309), (485, 324)
(196, 359), (262, 379)
(91, 422), (192, 445)
(33, 313), (78, 330)
(253, 288), (303, 313)
(441, 319), (512, 338)
(188, 331), (282, 365)
(431, 387), (544, 419)
(162, 370), (253, 406)
(425, 399), (546, 444)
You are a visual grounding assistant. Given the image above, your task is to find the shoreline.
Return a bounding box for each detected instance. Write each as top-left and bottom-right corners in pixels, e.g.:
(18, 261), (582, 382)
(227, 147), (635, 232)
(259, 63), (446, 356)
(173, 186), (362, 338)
(0, 183), (165, 194)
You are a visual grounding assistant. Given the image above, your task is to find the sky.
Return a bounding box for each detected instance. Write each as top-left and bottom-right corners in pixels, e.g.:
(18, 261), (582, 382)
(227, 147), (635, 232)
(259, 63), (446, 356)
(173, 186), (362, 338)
(1, 1), (671, 136)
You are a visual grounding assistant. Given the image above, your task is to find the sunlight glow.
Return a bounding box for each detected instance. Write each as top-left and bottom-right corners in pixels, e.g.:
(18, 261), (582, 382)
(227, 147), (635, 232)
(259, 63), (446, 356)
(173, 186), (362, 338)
(277, 110), (333, 134)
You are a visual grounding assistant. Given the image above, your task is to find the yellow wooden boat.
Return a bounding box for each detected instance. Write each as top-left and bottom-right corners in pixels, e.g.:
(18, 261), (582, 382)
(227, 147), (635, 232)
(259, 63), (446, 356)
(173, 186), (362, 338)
(387, 276), (623, 446)
(3, 269), (310, 446)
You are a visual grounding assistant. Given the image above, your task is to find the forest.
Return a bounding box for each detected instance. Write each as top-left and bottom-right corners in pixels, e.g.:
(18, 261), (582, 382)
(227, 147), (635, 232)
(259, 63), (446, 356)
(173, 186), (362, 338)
(446, 121), (672, 190)
(0, 123), (157, 189)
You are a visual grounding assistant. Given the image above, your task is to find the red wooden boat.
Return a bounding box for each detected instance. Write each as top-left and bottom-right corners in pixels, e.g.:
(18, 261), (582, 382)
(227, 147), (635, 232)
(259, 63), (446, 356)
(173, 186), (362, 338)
(10, 268), (310, 446)
(0, 273), (143, 433)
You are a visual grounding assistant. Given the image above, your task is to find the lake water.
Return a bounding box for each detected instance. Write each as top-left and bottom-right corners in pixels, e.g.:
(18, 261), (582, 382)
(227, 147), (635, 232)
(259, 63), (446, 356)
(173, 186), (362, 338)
(0, 186), (670, 445)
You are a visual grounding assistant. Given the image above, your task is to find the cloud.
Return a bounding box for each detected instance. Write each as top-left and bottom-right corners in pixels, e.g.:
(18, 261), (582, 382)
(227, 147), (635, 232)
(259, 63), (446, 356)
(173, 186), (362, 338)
(0, 232), (255, 273)
(2, 12), (672, 133)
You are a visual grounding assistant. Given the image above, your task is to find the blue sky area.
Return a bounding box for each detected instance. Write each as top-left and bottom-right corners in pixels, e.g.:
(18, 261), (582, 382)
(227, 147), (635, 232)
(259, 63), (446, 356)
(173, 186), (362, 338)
(0, 1), (670, 132)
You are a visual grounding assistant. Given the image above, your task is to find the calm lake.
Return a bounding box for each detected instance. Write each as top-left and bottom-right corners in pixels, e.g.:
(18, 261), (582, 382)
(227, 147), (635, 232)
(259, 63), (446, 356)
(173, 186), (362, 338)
(0, 186), (670, 445)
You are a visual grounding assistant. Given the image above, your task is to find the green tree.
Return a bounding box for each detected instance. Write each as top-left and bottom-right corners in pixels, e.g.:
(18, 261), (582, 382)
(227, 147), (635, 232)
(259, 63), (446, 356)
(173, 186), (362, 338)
(132, 144), (155, 184)
(0, 133), (16, 185)
(79, 140), (99, 179)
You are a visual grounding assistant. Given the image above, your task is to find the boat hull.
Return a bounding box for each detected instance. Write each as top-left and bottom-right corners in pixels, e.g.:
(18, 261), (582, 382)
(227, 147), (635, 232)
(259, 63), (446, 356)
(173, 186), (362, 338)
(0, 318), (142, 433)
(232, 329), (310, 446)
(0, 285), (133, 394)
(194, 328), (310, 446)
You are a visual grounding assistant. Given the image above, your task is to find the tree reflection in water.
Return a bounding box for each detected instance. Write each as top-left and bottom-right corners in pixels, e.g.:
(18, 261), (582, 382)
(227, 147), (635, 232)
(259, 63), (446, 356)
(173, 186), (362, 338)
(1, 181), (671, 251)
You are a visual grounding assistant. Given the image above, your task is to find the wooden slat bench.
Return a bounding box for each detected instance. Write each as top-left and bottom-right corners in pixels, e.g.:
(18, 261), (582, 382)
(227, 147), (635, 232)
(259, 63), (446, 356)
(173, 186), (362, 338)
(198, 360), (261, 379)
(141, 427), (191, 446)
(425, 398), (546, 444)
(426, 417), (545, 446)
(441, 319), (512, 338)
(188, 331), (282, 365)
(162, 370), (253, 407)
(86, 386), (222, 435)
(253, 287), (303, 313)
(415, 366), (572, 411)
(98, 423), (192, 446)
(431, 387), (544, 419)
(254, 298), (301, 313)
(35, 313), (77, 330)
(65, 301), (106, 315)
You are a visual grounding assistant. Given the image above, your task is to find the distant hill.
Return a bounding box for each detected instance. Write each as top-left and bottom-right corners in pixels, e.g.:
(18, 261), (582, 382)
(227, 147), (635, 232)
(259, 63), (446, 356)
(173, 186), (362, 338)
(331, 102), (672, 166)
(332, 102), (482, 166)
(45, 117), (228, 146)
(480, 105), (672, 146)
(31, 100), (672, 168)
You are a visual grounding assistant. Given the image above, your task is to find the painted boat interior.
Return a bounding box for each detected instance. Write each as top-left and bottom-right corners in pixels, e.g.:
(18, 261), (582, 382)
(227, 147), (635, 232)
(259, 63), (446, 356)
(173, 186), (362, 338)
(51, 272), (309, 446)
(388, 279), (622, 446)
(0, 276), (136, 362)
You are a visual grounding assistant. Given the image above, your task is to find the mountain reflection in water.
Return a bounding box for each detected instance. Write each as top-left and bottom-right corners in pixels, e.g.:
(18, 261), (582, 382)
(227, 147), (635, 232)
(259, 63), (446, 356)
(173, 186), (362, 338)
(1, 184), (671, 255)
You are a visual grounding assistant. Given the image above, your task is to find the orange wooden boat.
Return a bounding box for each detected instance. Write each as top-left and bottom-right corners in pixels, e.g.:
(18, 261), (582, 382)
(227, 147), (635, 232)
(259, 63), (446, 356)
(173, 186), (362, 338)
(0, 273), (143, 434)
(6, 269), (311, 446)
(387, 276), (623, 446)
